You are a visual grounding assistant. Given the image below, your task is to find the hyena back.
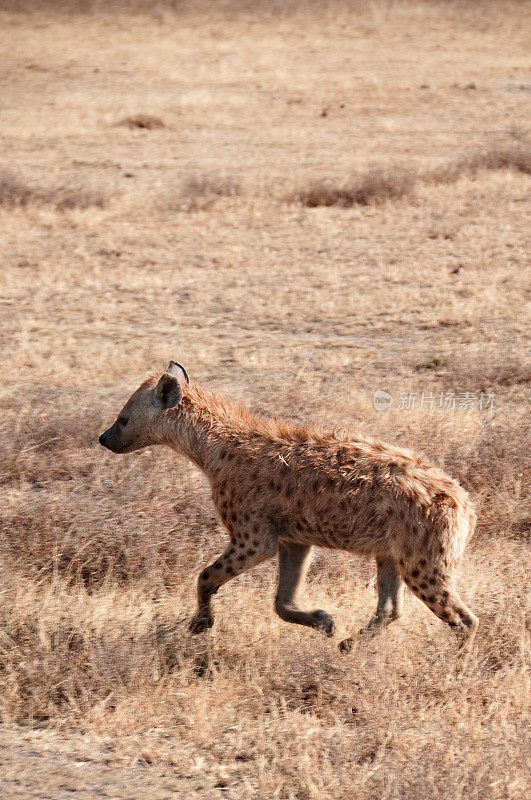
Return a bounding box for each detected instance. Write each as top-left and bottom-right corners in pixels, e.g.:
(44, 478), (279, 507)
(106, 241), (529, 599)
(99, 362), (479, 651)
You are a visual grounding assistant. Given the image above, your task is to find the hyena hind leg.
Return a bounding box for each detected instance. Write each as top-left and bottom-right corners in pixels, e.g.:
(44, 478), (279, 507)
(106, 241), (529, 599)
(275, 541), (335, 636)
(402, 564), (479, 650)
(339, 556), (404, 653)
(361, 556), (405, 634)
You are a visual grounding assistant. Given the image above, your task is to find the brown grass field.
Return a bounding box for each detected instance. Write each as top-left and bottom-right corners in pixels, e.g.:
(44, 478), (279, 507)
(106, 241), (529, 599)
(0, 1), (529, 797)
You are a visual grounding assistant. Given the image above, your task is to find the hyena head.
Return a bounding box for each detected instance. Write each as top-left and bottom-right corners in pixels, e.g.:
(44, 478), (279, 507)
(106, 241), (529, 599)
(99, 361), (189, 454)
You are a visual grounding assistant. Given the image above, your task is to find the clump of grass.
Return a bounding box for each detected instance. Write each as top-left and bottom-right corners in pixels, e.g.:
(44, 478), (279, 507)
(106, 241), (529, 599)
(427, 143), (531, 184)
(416, 354), (449, 371)
(0, 169), (107, 211)
(439, 353), (530, 391)
(181, 172), (241, 199)
(0, 169), (34, 208)
(49, 184), (107, 210)
(292, 143), (530, 209)
(463, 143), (531, 174)
(116, 114), (165, 130)
(157, 172), (242, 213)
(293, 167), (415, 208)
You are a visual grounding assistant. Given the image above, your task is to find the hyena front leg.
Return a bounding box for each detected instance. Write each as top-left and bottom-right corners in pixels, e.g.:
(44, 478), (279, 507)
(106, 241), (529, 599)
(189, 535), (277, 634)
(339, 556), (404, 653)
(275, 541), (335, 636)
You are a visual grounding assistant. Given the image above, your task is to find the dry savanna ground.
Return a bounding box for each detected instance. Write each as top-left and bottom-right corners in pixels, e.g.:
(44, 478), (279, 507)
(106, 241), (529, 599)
(0, 2), (530, 798)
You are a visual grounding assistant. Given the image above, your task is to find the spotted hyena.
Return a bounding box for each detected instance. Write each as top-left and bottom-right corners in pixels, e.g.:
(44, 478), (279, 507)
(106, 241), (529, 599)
(99, 362), (479, 652)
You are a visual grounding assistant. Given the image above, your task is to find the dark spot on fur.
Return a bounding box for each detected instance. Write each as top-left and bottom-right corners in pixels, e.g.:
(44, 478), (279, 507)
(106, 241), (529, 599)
(420, 593), (428, 602)
(231, 513), (237, 522)
(214, 561), (222, 570)
(227, 453), (235, 461)
(419, 559), (426, 567)
(411, 569), (420, 578)
(428, 594), (436, 604)
(243, 512), (250, 522)
(237, 554), (245, 562)
(420, 582), (428, 590)
(248, 549), (257, 556)
(220, 450), (227, 460)
(441, 590), (449, 601)
(226, 566), (234, 575)
(200, 568), (210, 580)
(429, 577), (437, 585)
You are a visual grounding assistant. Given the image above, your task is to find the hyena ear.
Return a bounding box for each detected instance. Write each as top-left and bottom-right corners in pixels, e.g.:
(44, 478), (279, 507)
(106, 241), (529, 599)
(167, 361), (189, 384)
(156, 372), (183, 410)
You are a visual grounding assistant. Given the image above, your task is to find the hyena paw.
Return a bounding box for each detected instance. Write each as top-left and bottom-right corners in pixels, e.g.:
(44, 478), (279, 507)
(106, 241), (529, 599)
(189, 609), (214, 635)
(313, 610), (335, 637)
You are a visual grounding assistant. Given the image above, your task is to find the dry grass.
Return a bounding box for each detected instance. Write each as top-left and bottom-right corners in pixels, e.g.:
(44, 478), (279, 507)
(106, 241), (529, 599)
(116, 113), (166, 130)
(427, 143), (531, 184)
(156, 172), (242, 212)
(0, 1), (529, 797)
(293, 144), (531, 208)
(293, 168), (416, 208)
(0, 169), (107, 210)
(180, 173), (242, 199)
(0, 169), (34, 207)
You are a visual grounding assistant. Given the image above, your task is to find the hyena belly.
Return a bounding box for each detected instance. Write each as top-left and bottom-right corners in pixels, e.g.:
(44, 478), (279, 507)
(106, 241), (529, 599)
(281, 486), (395, 556)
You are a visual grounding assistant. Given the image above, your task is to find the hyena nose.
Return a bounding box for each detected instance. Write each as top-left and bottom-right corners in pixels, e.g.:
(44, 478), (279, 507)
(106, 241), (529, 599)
(99, 432), (108, 447)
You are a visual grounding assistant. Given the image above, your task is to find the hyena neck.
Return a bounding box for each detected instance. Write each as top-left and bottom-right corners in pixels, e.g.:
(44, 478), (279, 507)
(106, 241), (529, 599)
(162, 385), (258, 477)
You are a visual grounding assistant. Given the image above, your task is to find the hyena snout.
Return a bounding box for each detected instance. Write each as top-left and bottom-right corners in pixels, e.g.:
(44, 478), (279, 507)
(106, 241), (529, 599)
(99, 416), (142, 453)
(99, 425), (126, 453)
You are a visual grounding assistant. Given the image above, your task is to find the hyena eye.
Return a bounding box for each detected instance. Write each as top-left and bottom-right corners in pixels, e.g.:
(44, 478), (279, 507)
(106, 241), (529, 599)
(119, 416), (129, 427)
